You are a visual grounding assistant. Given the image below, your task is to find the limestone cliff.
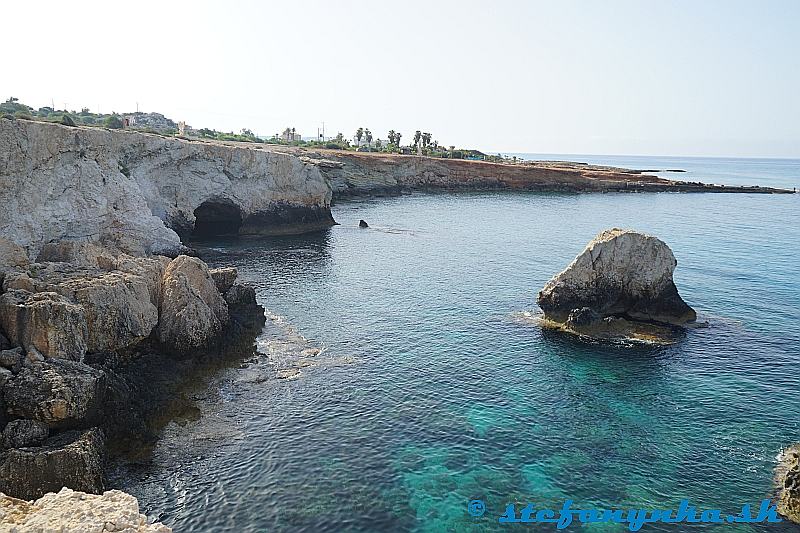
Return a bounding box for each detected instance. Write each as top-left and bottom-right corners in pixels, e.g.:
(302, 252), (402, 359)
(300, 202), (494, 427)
(0, 119), (335, 259)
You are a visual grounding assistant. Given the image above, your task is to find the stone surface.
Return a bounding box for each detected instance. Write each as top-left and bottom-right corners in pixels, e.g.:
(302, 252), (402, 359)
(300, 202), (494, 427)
(0, 347), (23, 369)
(0, 237), (29, 270)
(3, 359), (106, 428)
(0, 331), (10, 351)
(209, 267), (238, 294)
(158, 255), (229, 352)
(0, 119), (334, 258)
(0, 487), (171, 532)
(537, 228), (696, 327)
(2, 419), (49, 448)
(778, 444), (800, 524)
(0, 289), (88, 359)
(0, 428), (105, 500)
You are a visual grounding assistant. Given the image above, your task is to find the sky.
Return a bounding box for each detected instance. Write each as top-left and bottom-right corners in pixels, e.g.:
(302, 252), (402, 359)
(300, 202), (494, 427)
(3, 0), (799, 157)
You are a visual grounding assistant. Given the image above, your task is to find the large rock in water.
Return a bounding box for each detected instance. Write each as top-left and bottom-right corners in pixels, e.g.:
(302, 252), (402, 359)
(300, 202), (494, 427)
(777, 444), (800, 524)
(158, 255), (229, 353)
(538, 228), (696, 329)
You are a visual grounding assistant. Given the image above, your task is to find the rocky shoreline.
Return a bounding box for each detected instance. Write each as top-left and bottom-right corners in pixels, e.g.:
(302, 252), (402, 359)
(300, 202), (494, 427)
(0, 239), (265, 504)
(1, 117), (797, 527)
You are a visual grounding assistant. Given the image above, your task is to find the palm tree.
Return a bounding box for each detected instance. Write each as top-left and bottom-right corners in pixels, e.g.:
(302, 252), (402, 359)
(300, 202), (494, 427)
(356, 127), (364, 145)
(422, 132), (432, 148)
(365, 129), (373, 146)
(396, 132), (402, 146)
(413, 130), (421, 148)
(388, 129), (397, 145)
(291, 127), (296, 141)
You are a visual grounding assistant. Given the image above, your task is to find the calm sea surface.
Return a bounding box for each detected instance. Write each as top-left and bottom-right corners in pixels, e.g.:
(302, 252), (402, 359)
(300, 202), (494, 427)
(116, 156), (800, 532)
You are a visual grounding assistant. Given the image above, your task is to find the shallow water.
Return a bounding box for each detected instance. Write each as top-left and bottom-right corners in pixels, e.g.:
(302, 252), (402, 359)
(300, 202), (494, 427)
(117, 158), (800, 532)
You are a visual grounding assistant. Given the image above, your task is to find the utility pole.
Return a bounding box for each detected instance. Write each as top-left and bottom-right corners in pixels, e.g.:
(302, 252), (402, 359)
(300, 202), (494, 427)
(136, 102), (139, 113)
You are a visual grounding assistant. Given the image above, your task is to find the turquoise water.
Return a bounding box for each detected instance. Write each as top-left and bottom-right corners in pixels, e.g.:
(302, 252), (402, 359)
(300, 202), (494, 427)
(118, 158), (800, 532)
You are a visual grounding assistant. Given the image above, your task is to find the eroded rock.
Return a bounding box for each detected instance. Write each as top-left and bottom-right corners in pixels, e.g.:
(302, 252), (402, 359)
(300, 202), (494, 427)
(778, 444), (800, 524)
(210, 266), (238, 294)
(0, 487), (171, 532)
(538, 229), (696, 333)
(0, 289), (88, 359)
(3, 359), (106, 428)
(0, 428), (105, 500)
(2, 419), (49, 448)
(158, 255), (229, 353)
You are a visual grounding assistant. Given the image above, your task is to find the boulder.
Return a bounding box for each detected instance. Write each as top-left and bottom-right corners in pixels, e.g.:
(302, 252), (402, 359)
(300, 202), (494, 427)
(0, 289), (88, 359)
(359, 219), (369, 228)
(0, 347), (23, 370)
(0, 487), (171, 532)
(538, 228), (696, 327)
(3, 359), (106, 428)
(778, 444), (800, 524)
(35, 241), (116, 269)
(157, 255), (229, 353)
(0, 237), (29, 270)
(210, 266), (238, 294)
(2, 419), (49, 448)
(224, 282), (257, 308)
(54, 271), (158, 353)
(0, 428), (105, 500)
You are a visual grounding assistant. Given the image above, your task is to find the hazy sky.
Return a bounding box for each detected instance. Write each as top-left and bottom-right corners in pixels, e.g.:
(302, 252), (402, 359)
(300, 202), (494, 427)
(4, 0), (799, 157)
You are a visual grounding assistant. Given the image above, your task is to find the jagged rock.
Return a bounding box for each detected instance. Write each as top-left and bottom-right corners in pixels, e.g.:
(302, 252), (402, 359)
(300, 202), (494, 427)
(0, 289), (88, 359)
(0, 347), (23, 369)
(25, 346), (45, 364)
(359, 219), (369, 228)
(35, 241), (117, 269)
(778, 444), (800, 524)
(210, 267), (238, 294)
(0, 237), (29, 270)
(0, 488), (171, 532)
(3, 359), (106, 428)
(2, 419), (49, 448)
(538, 228), (696, 328)
(224, 283), (257, 308)
(158, 255), (229, 353)
(0, 428), (105, 500)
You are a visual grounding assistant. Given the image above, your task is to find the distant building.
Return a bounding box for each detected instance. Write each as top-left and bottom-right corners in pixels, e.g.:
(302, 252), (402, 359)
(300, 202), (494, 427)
(124, 112), (177, 133)
(281, 128), (301, 142)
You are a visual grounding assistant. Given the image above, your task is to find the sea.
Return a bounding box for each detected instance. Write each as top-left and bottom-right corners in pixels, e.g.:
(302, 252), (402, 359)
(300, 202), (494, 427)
(115, 155), (800, 532)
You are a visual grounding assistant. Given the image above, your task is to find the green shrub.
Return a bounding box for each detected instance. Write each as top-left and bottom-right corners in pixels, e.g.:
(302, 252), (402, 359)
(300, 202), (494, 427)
(105, 116), (123, 129)
(61, 114), (76, 127)
(13, 111), (32, 120)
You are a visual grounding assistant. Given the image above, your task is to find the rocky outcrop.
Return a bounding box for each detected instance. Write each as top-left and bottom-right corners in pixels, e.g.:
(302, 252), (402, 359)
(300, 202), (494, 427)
(777, 444), (800, 524)
(0, 487), (171, 532)
(209, 267), (238, 294)
(278, 148), (795, 197)
(0, 119), (335, 259)
(158, 256), (229, 353)
(1, 419), (49, 448)
(537, 229), (696, 339)
(0, 428), (105, 500)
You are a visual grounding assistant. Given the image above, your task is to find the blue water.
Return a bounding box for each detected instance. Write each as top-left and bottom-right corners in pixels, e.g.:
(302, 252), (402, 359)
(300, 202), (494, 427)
(118, 157), (800, 532)
(508, 153), (800, 190)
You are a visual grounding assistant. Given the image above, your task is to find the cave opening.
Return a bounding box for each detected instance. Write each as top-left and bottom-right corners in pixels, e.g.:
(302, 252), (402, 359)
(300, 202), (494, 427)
(192, 200), (243, 238)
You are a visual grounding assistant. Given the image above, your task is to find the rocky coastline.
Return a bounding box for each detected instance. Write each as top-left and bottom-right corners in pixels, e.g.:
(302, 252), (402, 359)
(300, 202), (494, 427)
(1, 117), (797, 527)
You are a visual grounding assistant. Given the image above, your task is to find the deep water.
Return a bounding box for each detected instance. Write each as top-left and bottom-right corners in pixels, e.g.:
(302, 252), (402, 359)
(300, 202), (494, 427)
(116, 157), (800, 532)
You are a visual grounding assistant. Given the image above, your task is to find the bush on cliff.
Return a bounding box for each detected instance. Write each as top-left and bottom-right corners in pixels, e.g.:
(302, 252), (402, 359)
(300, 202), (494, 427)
(104, 116), (123, 129)
(61, 114), (76, 127)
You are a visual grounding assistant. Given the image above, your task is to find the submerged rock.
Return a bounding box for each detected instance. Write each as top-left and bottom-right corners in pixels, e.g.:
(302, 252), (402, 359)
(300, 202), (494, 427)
(0, 487), (171, 532)
(777, 444), (800, 524)
(0, 428), (105, 500)
(537, 228), (696, 339)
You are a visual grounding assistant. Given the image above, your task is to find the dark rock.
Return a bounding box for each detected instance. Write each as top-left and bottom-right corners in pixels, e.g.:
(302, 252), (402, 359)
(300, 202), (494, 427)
(565, 307), (601, 328)
(0, 330), (10, 351)
(0, 427), (105, 500)
(2, 419), (49, 448)
(3, 359), (107, 428)
(209, 267), (238, 294)
(0, 347), (23, 369)
(778, 444), (800, 524)
(359, 219), (369, 228)
(224, 283), (257, 308)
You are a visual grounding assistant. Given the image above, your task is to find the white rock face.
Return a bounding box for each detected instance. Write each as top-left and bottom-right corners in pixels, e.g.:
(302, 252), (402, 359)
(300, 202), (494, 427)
(537, 228), (696, 326)
(0, 119), (334, 260)
(0, 488), (170, 532)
